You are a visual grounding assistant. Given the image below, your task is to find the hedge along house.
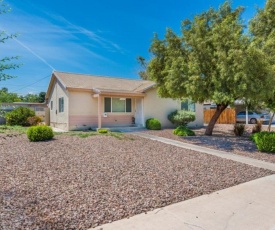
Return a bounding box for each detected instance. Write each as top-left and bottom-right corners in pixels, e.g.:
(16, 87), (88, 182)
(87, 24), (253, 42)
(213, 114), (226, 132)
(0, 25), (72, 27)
(45, 71), (204, 131)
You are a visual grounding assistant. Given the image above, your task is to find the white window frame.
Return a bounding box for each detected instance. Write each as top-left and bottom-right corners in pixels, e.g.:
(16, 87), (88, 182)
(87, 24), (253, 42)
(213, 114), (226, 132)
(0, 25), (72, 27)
(104, 97), (132, 113)
(50, 101), (53, 110)
(58, 97), (64, 113)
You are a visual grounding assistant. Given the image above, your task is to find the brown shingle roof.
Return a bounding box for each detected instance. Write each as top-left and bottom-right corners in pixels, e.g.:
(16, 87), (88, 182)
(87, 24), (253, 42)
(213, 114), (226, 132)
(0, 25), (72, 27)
(54, 71), (155, 93)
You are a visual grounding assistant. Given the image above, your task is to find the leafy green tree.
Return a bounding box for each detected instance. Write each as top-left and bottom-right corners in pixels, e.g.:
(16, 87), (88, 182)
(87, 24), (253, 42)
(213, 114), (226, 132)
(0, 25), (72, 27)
(250, 0), (275, 131)
(147, 1), (274, 135)
(137, 56), (150, 80)
(0, 87), (21, 102)
(0, 0), (20, 81)
(20, 92), (46, 103)
(21, 93), (39, 103)
(38, 91), (46, 103)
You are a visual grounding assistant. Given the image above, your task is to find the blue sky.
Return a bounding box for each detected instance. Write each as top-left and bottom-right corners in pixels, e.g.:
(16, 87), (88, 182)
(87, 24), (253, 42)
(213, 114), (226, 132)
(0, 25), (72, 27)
(1, 0), (265, 95)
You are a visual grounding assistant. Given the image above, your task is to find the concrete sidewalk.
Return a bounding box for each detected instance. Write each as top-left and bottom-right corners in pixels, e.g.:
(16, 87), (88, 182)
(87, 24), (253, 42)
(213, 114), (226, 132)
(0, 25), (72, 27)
(93, 175), (275, 230)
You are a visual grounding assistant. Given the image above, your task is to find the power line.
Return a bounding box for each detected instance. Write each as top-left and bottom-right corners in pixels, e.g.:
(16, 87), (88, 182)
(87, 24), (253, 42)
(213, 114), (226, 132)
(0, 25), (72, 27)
(12, 75), (51, 93)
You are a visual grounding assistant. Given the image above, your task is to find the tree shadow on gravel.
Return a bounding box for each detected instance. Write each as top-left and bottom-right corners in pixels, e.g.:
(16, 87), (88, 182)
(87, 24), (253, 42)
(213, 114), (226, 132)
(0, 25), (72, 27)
(182, 136), (258, 152)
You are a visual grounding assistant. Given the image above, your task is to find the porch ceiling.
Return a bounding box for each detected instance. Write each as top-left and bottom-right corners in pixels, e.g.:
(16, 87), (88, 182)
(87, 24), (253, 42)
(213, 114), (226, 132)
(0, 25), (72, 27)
(92, 88), (145, 98)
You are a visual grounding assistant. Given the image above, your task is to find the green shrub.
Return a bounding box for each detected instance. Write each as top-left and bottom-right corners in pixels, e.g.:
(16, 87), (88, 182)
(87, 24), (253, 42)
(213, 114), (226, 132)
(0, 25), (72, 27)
(97, 128), (108, 133)
(251, 131), (275, 153)
(233, 124), (245, 136)
(27, 116), (42, 126)
(173, 125), (195, 136)
(146, 118), (161, 130)
(27, 126), (54, 142)
(168, 110), (196, 126)
(5, 107), (35, 126)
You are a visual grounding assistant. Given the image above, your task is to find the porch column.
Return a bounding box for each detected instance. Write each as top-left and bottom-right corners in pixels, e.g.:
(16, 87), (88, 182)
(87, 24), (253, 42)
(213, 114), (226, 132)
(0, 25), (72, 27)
(141, 98), (145, 127)
(98, 95), (102, 128)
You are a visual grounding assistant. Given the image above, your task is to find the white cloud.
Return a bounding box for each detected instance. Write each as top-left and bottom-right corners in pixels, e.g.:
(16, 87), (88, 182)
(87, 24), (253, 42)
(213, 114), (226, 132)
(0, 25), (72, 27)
(1, 4), (124, 73)
(0, 1), (131, 94)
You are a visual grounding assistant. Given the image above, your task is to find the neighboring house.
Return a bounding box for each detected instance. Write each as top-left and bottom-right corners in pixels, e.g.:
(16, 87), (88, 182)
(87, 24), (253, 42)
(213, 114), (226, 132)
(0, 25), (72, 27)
(0, 102), (47, 124)
(45, 71), (204, 131)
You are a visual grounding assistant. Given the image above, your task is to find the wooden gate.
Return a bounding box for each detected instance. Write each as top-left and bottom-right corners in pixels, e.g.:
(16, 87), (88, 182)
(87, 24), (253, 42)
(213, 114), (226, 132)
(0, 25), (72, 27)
(204, 108), (236, 124)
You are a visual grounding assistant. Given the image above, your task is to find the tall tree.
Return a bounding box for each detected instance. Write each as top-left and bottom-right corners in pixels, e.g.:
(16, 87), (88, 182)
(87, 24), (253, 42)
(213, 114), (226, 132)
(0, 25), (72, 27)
(137, 56), (150, 80)
(38, 91), (46, 103)
(0, 87), (21, 102)
(250, 0), (275, 131)
(0, 0), (20, 81)
(147, 1), (274, 135)
(20, 91), (46, 103)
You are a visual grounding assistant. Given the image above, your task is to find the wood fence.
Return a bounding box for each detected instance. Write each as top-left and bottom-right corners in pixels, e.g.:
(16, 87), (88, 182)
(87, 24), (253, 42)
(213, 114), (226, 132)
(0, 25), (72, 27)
(204, 108), (236, 124)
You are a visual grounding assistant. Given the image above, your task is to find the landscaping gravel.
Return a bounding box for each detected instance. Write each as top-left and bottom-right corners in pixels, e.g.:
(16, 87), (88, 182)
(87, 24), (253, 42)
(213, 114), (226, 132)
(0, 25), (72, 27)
(143, 124), (275, 164)
(0, 133), (273, 229)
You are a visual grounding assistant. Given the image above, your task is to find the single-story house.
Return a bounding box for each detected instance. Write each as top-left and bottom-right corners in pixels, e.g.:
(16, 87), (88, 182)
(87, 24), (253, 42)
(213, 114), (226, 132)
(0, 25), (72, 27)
(45, 71), (204, 131)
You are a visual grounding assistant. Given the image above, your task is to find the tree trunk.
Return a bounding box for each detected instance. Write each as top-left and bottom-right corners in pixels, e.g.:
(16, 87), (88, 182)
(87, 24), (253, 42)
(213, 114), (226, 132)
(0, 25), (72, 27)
(205, 103), (228, 136)
(268, 112), (275, 132)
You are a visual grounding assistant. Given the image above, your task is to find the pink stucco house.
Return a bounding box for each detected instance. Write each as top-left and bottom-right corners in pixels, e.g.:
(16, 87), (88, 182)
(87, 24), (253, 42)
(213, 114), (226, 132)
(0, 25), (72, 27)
(45, 71), (203, 131)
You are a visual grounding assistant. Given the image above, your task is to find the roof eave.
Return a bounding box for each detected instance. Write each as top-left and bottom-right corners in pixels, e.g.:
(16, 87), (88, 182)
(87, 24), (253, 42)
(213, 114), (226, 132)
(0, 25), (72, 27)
(137, 83), (157, 93)
(45, 71), (68, 100)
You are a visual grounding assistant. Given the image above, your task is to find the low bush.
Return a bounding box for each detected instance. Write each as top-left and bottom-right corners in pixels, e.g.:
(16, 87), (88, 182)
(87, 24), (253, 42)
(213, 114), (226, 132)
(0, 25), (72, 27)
(252, 121), (262, 134)
(97, 128), (108, 133)
(251, 131), (275, 153)
(168, 110), (196, 126)
(5, 107), (35, 126)
(27, 116), (42, 126)
(27, 125), (54, 142)
(173, 125), (195, 136)
(233, 124), (245, 136)
(146, 118), (161, 130)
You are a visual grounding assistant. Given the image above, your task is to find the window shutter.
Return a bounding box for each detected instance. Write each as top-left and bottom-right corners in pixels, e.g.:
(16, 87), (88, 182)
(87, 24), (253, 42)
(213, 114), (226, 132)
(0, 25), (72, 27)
(126, 98), (131, 112)
(104, 98), (111, 112)
(58, 98), (61, 112)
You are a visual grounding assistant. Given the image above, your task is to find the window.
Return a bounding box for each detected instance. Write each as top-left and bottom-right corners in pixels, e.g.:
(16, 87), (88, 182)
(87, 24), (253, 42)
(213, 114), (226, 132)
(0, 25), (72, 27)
(181, 99), (196, 112)
(35, 107), (44, 112)
(50, 101), (53, 110)
(59, 97), (64, 113)
(104, 97), (132, 113)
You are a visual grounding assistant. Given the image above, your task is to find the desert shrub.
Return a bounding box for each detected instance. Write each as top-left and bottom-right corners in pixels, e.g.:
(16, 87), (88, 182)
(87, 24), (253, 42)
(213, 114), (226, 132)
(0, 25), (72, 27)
(173, 125), (195, 136)
(27, 116), (42, 126)
(251, 131), (275, 153)
(146, 118), (161, 130)
(233, 124), (245, 136)
(27, 125), (54, 142)
(252, 121), (262, 134)
(5, 107), (35, 126)
(97, 128), (108, 133)
(168, 110), (195, 126)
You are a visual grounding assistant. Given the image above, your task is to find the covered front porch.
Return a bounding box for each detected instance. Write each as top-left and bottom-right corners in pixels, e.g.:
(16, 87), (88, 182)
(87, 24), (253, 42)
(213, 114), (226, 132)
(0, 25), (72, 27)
(92, 88), (145, 129)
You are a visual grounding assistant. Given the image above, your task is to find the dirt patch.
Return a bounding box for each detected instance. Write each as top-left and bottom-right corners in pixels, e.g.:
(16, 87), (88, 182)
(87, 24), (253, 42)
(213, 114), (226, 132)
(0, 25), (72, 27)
(143, 124), (275, 163)
(0, 133), (273, 229)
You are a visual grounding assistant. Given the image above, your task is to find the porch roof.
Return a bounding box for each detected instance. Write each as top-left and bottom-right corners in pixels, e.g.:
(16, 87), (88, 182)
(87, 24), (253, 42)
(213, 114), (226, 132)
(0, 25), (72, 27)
(92, 88), (145, 97)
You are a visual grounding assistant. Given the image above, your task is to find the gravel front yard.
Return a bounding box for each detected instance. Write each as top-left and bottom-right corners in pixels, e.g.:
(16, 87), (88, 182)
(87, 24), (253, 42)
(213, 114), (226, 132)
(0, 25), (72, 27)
(143, 124), (275, 164)
(0, 133), (273, 229)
